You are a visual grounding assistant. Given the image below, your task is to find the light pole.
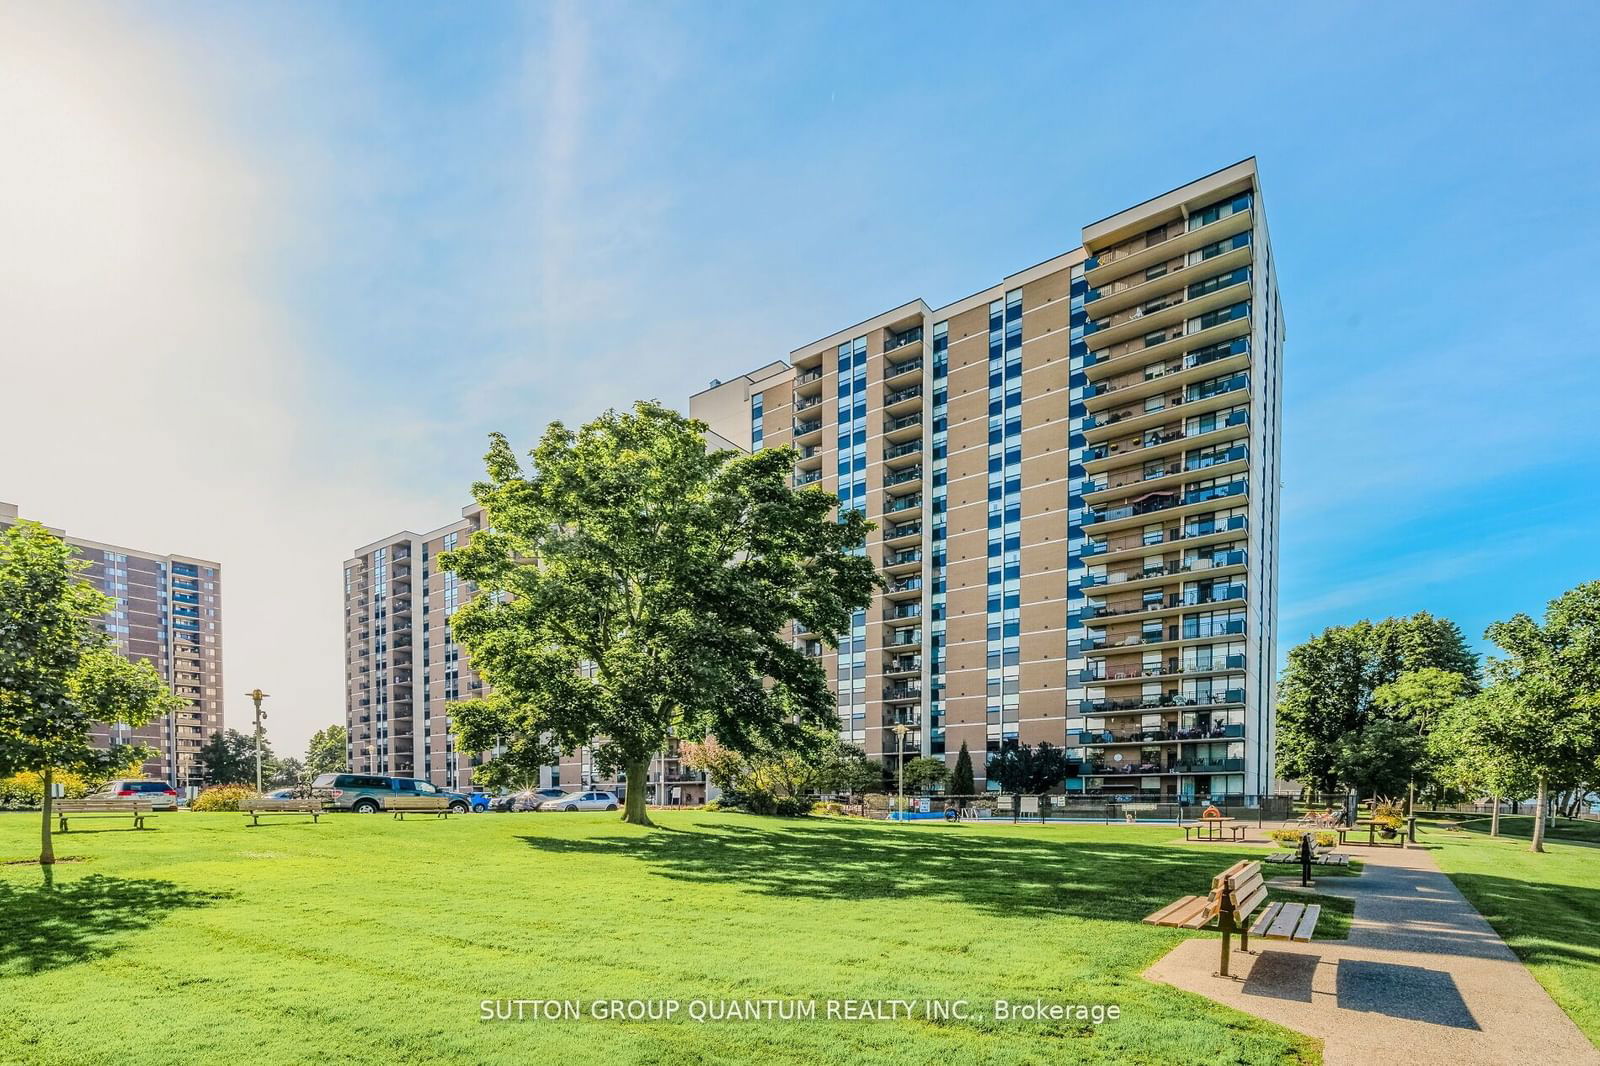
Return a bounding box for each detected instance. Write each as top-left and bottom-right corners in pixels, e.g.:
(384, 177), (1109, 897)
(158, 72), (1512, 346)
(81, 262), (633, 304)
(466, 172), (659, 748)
(891, 722), (910, 821)
(245, 689), (269, 792)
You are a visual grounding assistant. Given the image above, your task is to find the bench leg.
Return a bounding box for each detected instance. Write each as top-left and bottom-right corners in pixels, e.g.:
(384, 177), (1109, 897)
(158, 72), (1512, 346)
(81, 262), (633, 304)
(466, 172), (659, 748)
(58, 817), (68, 833)
(311, 812), (320, 823)
(1217, 930), (1232, 978)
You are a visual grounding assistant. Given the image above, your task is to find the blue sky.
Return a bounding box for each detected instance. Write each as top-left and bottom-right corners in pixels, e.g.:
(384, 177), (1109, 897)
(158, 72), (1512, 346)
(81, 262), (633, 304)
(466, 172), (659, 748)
(3, 1), (1596, 750)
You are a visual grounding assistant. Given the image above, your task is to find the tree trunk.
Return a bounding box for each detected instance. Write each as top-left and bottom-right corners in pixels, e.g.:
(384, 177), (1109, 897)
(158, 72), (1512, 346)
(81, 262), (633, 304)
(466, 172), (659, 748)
(1530, 777), (1547, 854)
(1490, 793), (1500, 837)
(40, 766), (56, 866)
(621, 757), (654, 827)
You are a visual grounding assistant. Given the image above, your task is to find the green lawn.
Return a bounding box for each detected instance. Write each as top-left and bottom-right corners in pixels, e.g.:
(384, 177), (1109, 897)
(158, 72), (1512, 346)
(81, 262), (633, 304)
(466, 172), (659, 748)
(1422, 817), (1600, 1045)
(0, 811), (1339, 1066)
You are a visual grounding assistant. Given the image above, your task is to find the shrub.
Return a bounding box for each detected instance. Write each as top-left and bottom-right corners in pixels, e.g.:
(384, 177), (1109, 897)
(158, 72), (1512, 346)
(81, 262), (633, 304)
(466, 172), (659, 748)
(1315, 831), (1338, 849)
(0, 770), (89, 809)
(191, 784), (256, 812)
(811, 801), (845, 817)
(1267, 828), (1305, 849)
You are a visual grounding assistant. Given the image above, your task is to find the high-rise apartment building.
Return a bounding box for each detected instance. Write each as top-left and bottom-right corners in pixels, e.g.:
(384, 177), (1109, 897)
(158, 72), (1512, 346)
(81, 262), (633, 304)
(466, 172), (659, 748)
(344, 505), (494, 788)
(1, 501), (225, 788)
(691, 159), (1283, 801)
(344, 506), (709, 802)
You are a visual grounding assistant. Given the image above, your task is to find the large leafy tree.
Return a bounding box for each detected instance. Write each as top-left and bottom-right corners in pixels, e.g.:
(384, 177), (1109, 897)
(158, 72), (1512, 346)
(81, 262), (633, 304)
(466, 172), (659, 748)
(196, 728), (272, 787)
(1275, 613), (1478, 793)
(0, 522), (186, 864)
(304, 724), (348, 777)
(986, 741), (1069, 816)
(1470, 582), (1600, 852)
(443, 402), (881, 826)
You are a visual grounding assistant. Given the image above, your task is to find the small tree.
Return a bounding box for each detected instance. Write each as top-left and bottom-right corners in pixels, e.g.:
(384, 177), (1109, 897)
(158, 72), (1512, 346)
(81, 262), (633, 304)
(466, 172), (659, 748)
(949, 741), (976, 796)
(197, 728), (271, 786)
(0, 522), (186, 865)
(443, 403), (880, 826)
(902, 756), (949, 793)
(811, 740), (883, 798)
(270, 757), (306, 788)
(304, 724), (348, 777)
(1333, 717), (1428, 806)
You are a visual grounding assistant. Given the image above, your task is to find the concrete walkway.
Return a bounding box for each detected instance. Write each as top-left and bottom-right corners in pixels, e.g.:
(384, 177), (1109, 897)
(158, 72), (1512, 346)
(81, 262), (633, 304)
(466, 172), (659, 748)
(1144, 843), (1600, 1065)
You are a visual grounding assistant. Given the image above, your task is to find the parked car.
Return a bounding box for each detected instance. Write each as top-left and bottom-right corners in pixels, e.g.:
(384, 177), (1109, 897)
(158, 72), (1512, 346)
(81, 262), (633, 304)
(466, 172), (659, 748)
(309, 773), (471, 814)
(545, 790), (620, 812)
(89, 779), (180, 811)
(264, 787), (300, 800)
(502, 787), (567, 812)
(465, 789), (497, 813)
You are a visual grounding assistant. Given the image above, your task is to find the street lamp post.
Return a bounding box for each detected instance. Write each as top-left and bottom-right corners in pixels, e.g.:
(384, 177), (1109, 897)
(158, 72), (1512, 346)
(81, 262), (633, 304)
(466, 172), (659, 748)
(245, 689), (269, 793)
(891, 722), (910, 821)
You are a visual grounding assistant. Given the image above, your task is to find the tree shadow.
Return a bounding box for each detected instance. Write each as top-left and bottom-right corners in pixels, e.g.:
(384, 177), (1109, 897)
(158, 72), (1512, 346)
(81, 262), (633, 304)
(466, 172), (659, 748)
(1442, 868), (1600, 971)
(519, 817), (1264, 922)
(1335, 959), (1479, 1029)
(0, 872), (225, 977)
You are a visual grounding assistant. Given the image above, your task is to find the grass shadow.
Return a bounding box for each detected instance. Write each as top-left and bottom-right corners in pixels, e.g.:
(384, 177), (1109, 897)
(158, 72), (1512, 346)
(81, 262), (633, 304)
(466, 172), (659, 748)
(0, 872), (225, 977)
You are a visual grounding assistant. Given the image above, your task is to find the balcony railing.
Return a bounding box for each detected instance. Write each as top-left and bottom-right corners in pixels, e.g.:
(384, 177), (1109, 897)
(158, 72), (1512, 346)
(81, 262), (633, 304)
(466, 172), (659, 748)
(883, 685), (923, 702)
(885, 549), (923, 567)
(884, 385), (923, 407)
(884, 440), (922, 461)
(884, 326), (923, 352)
(794, 395), (823, 413)
(1078, 690), (1246, 714)
(794, 419), (822, 436)
(795, 368), (824, 385)
(885, 356), (923, 378)
(886, 603), (923, 620)
(795, 471), (822, 486)
(886, 495), (923, 514)
(885, 412), (923, 433)
(884, 467), (922, 487)
(885, 521), (923, 539)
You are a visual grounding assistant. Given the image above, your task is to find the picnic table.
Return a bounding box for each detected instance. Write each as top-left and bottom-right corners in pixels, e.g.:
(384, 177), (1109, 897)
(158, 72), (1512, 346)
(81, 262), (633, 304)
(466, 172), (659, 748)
(1184, 815), (1247, 842)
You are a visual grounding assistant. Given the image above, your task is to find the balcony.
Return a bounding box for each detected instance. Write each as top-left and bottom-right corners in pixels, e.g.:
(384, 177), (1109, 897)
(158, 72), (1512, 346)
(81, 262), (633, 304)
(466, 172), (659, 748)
(885, 576), (923, 600)
(884, 439), (922, 467)
(883, 385), (923, 415)
(1083, 514), (1248, 564)
(1075, 722), (1246, 745)
(793, 419), (823, 443)
(1079, 690), (1247, 716)
(1079, 654), (1247, 684)
(1083, 303), (1252, 383)
(795, 471), (822, 487)
(795, 367), (824, 387)
(885, 656), (922, 677)
(883, 548), (922, 575)
(884, 467), (923, 497)
(1079, 550), (1248, 595)
(884, 356), (923, 385)
(885, 603), (923, 621)
(1082, 232), (1253, 318)
(883, 412), (923, 443)
(794, 394), (823, 415)
(1083, 269), (1251, 352)
(1082, 410), (1248, 471)
(1081, 585), (1246, 623)
(1080, 619), (1246, 654)
(883, 326), (923, 354)
(1079, 758), (1246, 777)
(887, 629), (921, 648)
(1081, 446), (1248, 505)
(1083, 200), (1253, 288)
(1081, 378), (1250, 444)
(885, 495), (923, 518)
(883, 684), (923, 703)
(796, 444), (824, 470)
(883, 521), (923, 546)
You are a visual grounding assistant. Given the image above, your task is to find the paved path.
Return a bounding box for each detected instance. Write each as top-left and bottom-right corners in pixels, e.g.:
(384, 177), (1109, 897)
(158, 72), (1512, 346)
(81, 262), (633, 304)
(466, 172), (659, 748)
(1144, 843), (1600, 1065)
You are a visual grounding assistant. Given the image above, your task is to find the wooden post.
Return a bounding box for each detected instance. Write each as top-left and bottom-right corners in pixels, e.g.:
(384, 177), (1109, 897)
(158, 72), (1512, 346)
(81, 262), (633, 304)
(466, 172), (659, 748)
(1215, 880), (1236, 978)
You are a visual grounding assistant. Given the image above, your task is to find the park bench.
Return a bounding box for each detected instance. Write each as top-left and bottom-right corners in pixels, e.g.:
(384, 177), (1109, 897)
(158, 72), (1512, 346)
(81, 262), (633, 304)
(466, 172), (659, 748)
(1016, 795), (1042, 823)
(54, 799), (156, 833)
(1144, 859), (1319, 977)
(241, 797), (323, 826)
(387, 796), (452, 820)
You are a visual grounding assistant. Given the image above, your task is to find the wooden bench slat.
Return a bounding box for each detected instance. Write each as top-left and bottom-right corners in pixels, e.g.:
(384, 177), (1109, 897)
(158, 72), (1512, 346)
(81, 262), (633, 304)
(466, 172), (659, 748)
(1178, 899), (1220, 929)
(1144, 895), (1201, 925)
(1292, 904), (1321, 941)
(1251, 901), (1285, 937)
(1267, 902), (1305, 939)
(1234, 885), (1269, 920)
